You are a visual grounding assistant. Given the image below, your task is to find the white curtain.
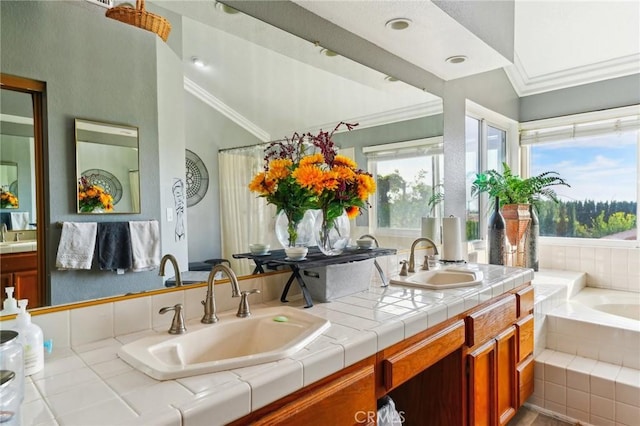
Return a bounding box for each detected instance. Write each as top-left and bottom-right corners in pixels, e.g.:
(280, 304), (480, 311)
(218, 147), (279, 276)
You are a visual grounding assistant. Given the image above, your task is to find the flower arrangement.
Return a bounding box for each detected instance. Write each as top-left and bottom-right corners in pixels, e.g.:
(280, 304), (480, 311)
(248, 122), (376, 249)
(78, 176), (114, 213)
(0, 188), (18, 209)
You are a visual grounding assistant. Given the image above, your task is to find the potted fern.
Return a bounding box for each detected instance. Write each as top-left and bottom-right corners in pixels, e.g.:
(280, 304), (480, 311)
(471, 163), (570, 268)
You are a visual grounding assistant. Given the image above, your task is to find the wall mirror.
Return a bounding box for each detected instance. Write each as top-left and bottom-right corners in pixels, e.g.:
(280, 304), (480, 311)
(0, 74), (46, 308)
(75, 119), (140, 214)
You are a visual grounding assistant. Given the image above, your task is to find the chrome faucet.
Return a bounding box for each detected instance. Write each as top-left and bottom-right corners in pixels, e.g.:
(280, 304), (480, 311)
(408, 237), (439, 273)
(201, 264), (260, 323)
(159, 254), (182, 287)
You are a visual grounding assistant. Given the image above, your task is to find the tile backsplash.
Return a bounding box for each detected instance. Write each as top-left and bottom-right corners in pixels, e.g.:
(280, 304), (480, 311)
(538, 243), (640, 292)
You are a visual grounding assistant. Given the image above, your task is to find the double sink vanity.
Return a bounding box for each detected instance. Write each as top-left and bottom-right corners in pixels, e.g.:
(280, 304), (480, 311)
(22, 259), (535, 426)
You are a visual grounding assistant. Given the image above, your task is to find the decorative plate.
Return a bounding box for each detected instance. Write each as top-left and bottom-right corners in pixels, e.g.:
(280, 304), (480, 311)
(81, 168), (123, 205)
(185, 149), (209, 207)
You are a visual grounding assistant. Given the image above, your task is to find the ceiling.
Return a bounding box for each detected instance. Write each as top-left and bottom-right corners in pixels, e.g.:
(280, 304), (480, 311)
(112, 1), (639, 140)
(293, 0), (640, 96)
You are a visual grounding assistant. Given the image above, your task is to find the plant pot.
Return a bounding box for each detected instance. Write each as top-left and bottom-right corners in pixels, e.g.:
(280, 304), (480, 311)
(501, 204), (531, 267)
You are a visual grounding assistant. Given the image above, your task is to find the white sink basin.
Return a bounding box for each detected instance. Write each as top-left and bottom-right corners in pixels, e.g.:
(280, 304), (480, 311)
(118, 306), (330, 380)
(390, 268), (484, 289)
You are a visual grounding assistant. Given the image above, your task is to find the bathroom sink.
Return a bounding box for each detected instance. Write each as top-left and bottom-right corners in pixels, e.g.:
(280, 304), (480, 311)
(390, 268), (484, 290)
(118, 306), (330, 380)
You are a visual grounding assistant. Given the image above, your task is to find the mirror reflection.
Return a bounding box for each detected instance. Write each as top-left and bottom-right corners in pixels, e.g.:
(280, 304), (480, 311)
(75, 119), (140, 214)
(0, 162), (18, 209)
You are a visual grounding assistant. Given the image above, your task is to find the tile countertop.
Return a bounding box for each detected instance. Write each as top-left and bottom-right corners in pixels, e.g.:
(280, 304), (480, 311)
(23, 264), (534, 426)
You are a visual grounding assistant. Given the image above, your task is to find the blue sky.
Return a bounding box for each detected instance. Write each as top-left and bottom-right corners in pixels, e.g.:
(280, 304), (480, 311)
(530, 131), (637, 203)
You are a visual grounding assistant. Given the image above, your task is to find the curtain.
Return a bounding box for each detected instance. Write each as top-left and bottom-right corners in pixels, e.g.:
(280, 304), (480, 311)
(218, 147), (279, 276)
(129, 170), (140, 212)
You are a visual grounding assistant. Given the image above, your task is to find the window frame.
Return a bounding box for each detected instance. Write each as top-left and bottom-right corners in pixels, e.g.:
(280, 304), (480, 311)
(364, 136), (444, 237)
(519, 104), (640, 248)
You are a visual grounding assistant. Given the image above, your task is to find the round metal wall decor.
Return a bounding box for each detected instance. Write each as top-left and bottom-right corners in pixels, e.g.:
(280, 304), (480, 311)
(185, 149), (209, 207)
(81, 168), (123, 205)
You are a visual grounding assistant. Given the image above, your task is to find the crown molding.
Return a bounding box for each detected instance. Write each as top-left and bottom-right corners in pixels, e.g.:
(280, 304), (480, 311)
(300, 100), (444, 135)
(505, 52), (640, 97)
(183, 77), (271, 142)
(0, 113), (33, 125)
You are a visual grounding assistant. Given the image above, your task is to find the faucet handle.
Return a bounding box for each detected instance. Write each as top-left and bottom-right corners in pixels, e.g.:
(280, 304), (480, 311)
(159, 303), (187, 334)
(237, 289), (260, 318)
(399, 260), (408, 276)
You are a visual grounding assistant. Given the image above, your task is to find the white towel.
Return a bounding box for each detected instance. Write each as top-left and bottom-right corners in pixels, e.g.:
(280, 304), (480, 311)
(55, 222), (97, 270)
(10, 212), (30, 230)
(129, 220), (161, 272)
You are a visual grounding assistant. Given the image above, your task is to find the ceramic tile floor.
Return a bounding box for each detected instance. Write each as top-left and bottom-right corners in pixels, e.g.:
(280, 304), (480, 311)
(508, 406), (578, 426)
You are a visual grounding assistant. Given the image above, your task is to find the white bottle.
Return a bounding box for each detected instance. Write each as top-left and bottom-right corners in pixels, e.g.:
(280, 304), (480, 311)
(1, 287), (20, 315)
(14, 299), (44, 376)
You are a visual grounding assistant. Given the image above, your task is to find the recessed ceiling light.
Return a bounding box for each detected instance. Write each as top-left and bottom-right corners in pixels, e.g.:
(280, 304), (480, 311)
(385, 18), (412, 30)
(191, 57), (206, 68)
(215, 1), (240, 14)
(384, 75), (399, 82)
(445, 55), (467, 64)
(320, 48), (338, 57)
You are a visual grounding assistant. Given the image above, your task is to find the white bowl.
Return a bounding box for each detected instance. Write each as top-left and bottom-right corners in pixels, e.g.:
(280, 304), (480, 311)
(284, 246), (308, 260)
(356, 239), (374, 249)
(249, 243), (270, 255)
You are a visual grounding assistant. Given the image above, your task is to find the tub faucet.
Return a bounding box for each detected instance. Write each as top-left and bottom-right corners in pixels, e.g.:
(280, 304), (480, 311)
(408, 237), (439, 273)
(201, 264), (260, 323)
(159, 254), (183, 287)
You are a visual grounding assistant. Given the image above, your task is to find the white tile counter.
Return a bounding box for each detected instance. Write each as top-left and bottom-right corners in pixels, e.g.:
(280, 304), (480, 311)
(16, 264), (533, 426)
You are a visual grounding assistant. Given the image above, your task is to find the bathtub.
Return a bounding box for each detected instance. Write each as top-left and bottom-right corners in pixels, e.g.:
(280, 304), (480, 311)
(569, 287), (640, 329)
(545, 287), (640, 369)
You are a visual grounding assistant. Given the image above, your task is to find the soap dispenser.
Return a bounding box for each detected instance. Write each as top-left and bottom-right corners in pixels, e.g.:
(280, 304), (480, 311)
(14, 299), (44, 376)
(1, 287), (20, 315)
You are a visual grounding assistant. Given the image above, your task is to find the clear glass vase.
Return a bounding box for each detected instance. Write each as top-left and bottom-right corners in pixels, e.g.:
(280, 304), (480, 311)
(274, 209), (316, 248)
(315, 208), (350, 256)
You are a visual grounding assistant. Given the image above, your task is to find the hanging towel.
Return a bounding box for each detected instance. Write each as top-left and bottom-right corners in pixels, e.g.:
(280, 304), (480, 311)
(56, 222), (97, 270)
(97, 222), (132, 271)
(129, 220), (161, 272)
(10, 212), (30, 230)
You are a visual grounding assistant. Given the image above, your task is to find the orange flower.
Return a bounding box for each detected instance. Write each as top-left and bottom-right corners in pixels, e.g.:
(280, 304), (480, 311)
(293, 165), (325, 194)
(346, 205), (360, 219)
(333, 155), (357, 169)
(320, 170), (339, 192)
(356, 174), (376, 200)
(248, 172), (275, 195)
(333, 165), (356, 182)
(299, 153), (324, 167)
(266, 159), (292, 181)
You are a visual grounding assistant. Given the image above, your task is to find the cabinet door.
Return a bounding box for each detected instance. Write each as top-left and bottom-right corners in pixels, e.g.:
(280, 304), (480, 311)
(496, 326), (517, 426)
(14, 270), (40, 308)
(468, 339), (496, 426)
(253, 364), (376, 426)
(1, 273), (14, 298)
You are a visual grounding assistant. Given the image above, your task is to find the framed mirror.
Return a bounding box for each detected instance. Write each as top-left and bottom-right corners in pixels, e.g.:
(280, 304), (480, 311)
(75, 119), (140, 214)
(0, 161), (18, 208)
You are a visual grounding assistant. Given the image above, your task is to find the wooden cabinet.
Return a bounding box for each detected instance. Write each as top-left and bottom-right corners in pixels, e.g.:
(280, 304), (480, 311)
(465, 288), (533, 426)
(0, 251), (41, 308)
(229, 357), (377, 426)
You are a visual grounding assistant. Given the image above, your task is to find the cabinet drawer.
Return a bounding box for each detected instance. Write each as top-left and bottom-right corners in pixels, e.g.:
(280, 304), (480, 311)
(254, 364), (376, 426)
(383, 320), (465, 391)
(516, 286), (534, 318)
(0, 251), (37, 272)
(517, 355), (534, 407)
(516, 315), (534, 362)
(465, 295), (517, 348)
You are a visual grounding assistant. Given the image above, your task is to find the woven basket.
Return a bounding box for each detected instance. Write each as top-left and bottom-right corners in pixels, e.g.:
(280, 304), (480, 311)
(106, 0), (171, 42)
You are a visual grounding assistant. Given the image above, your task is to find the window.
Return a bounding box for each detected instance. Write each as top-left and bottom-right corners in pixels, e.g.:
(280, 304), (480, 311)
(465, 113), (508, 241)
(364, 138), (444, 235)
(521, 106), (639, 242)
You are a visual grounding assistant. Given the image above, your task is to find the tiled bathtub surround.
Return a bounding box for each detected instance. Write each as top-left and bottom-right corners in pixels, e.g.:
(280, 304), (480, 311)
(538, 242), (640, 293)
(4, 263), (532, 426)
(531, 270), (640, 426)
